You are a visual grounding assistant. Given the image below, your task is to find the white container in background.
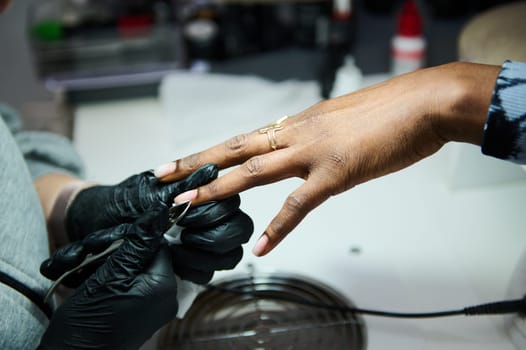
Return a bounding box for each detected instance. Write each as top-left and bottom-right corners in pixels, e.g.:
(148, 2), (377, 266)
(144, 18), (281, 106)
(330, 55), (363, 98)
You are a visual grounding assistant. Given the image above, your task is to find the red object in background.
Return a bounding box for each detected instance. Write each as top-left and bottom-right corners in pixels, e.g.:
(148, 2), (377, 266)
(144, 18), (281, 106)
(397, 0), (423, 37)
(391, 0), (426, 75)
(332, 0), (353, 21)
(117, 15), (153, 37)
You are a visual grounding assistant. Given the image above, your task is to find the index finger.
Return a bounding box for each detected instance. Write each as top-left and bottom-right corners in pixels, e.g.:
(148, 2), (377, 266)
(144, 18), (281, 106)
(155, 116), (293, 182)
(157, 132), (266, 183)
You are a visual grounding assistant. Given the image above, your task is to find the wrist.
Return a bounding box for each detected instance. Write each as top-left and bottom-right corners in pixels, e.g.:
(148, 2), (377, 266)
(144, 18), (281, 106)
(49, 181), (96, 248)
(431, 62), (500, 145)
(65, 184), (117, 240)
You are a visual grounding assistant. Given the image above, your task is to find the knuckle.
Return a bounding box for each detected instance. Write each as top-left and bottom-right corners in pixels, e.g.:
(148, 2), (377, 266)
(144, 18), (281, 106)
(203, 180), (220, 197)
(306, 113), (323, 127)
(283, 193), (306, 215)
(318, 151), (353, 195)
(298, 102), (326, 127)
(178, 153), (202, 171)
(326, 151), (348, 169)
(243, 156), (264, 178)
(225, 133), (249, 156)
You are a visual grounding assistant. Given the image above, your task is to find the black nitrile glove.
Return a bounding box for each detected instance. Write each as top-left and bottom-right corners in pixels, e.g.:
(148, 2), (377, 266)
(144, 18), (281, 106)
(40, 223), (135, 288)
(172, 195), (254, 284)
(66, 163), (218, 241)
(41, 195), (254, 288)
(39, 206), (178, 350)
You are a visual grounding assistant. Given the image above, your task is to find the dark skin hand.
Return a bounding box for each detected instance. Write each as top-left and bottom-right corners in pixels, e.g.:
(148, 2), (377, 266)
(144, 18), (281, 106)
(154, 62), (500, 257)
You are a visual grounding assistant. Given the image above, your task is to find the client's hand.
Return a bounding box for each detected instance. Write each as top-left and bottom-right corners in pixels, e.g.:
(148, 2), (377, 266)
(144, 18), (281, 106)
(154, 63), (500, 257)
(39, 206), (178, 350)
(66, 164), (218, 240)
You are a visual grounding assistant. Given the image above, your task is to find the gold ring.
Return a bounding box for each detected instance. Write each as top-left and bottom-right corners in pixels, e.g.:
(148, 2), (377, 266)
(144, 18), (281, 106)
(258, 116), (288, 151)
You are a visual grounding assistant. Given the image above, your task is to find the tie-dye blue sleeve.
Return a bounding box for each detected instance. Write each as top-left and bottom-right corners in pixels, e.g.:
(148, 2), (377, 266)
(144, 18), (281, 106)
(481, 60), (526, 164)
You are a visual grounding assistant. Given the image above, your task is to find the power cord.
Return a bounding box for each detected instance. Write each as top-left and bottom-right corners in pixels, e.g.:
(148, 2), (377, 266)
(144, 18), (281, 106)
(206, 285), (526, 319)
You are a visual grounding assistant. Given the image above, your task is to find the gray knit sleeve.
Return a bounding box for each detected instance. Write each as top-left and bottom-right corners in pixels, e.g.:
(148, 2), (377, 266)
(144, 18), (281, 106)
(481, 60), (526, 164)
(0, 104), (85, 180)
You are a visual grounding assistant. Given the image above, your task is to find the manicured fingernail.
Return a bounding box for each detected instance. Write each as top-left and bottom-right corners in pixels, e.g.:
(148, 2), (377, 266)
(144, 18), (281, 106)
(252, 233), (269, 256)
(174, 189), (198, 204)
(154, 162), (176, 178)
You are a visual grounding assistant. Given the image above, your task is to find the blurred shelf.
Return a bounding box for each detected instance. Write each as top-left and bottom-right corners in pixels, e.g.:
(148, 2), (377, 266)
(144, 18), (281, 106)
(28, 0), (185, 96)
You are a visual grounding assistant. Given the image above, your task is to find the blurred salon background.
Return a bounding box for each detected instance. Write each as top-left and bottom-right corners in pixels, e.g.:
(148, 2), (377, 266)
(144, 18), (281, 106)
(0, 0), (522, 137)
(2, 2), (526, 349)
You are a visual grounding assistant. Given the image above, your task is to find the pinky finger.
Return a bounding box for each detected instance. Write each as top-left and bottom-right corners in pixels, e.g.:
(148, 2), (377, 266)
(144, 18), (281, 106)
(252, 178), (331, 257)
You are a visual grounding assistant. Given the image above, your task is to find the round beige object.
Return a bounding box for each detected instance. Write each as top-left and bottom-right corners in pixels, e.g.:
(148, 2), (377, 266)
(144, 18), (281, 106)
(458, 1), (526, 64)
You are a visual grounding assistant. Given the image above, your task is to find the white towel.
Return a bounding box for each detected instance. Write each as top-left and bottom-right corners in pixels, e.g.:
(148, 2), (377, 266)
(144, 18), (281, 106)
(159, 72), (322, 151)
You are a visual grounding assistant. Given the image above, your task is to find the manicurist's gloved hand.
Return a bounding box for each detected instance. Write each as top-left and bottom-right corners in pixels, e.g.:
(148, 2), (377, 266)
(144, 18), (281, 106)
(39, 206), (178, 350)
(171, 194), (253, 284)
(41, 195), (254, 288)
(66, 163), (218, 241)
(40, 223), (141, 288)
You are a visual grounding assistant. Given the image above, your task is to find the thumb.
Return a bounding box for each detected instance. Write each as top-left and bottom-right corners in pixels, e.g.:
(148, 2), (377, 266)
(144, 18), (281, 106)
(87, 205), (169, 287)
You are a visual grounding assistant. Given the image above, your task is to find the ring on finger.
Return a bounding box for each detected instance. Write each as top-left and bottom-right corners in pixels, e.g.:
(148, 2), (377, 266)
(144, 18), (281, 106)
(258, 116), (288, 151)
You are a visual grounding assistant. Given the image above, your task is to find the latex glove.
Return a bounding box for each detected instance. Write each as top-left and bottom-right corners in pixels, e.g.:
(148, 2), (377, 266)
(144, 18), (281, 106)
(39, 206), (178, 350)
(41, 195), (254, 288)
(66, 163), (218, 241)
(153, 62), (501, 256)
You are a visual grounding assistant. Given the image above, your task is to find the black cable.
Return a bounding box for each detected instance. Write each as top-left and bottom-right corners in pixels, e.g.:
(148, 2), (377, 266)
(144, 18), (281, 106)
(0, 270), (52, 319)
(206, 285), (526, 319)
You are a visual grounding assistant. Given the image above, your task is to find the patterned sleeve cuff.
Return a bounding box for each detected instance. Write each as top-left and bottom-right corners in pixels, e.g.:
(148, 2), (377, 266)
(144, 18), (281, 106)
(481, 60), (526, 164)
